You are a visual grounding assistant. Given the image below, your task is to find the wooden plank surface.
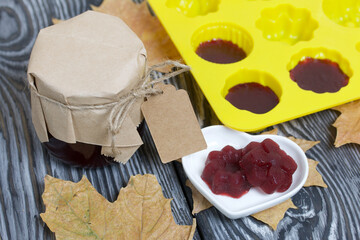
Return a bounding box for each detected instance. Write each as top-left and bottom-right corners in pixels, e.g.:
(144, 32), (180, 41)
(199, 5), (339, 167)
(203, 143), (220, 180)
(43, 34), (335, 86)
(0, 0), (360, 239)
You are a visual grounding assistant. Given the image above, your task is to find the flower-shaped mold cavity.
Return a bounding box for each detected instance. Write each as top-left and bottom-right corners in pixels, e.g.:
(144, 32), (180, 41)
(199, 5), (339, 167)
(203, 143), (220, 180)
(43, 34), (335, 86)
(256, 4), (318, 45)
(287, 48), (353, 93)
(323, 0), (360, 28)
(222, 69), (282, 114)
(166, 0), (220, 17)
(192, 23), (253, 64)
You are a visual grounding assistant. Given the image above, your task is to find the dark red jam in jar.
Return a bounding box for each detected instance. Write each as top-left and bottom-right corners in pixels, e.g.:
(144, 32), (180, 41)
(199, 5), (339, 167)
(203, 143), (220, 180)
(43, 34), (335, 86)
(201, 139), (297, 198)
(196, 39), (247, 64)
(290, 57), (349, 93)
(43, 122), (145, 168)
(43, 134), (114, 168)
(225, 82), (279, 114)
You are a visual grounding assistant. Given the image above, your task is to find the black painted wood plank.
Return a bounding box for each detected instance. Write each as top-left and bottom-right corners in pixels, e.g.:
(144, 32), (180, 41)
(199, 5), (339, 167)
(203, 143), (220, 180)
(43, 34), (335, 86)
(0, 0), (199, 239)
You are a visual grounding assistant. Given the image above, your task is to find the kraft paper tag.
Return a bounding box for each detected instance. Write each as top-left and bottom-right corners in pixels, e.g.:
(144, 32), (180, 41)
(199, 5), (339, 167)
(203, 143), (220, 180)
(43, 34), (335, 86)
(141, 83), (207, 163)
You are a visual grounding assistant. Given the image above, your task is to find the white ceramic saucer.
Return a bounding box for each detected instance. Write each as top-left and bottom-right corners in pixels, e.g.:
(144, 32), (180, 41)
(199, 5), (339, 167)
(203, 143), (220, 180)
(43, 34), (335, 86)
(182, 125), (308, 219)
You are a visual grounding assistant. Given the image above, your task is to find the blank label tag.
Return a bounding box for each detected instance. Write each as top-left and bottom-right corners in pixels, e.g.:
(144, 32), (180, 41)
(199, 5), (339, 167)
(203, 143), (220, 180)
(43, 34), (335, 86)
(141, 84), (207, 163)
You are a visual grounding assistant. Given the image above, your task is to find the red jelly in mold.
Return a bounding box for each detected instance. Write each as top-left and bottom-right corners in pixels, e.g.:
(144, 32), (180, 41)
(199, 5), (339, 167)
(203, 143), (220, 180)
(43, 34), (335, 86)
(290, 57), (349, 93)
(225, 82), (279, 114)
(201, 139), (297, 198)
(196, 39), (247, 64)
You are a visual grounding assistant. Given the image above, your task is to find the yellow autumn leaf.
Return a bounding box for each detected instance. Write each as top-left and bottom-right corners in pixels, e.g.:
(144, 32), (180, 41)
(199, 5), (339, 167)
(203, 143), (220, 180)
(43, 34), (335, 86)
(41, 174), (196, 240)
(304, 159), (327, 188)
(332, 100), (360, 147)
(287, 136), (320, 153)
(186, 180), (212, 214)
(260, 128), (278, 135)
(251, 199), (297, 230)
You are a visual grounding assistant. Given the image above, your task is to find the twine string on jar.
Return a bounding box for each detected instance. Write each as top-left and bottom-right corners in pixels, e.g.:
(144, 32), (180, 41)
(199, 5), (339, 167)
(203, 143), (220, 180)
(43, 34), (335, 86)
(28, 60), (191, 158)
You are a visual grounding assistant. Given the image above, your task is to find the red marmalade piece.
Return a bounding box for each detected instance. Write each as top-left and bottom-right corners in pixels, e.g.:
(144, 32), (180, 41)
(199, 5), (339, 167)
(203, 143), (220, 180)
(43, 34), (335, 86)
(201, 139), (297, 198)
(225, 82), (279, 114)
(201, 146), (251, 198)
(241, 139), (297, 194)
(196, 39), (247, 64)
(289, 57), (349, 93)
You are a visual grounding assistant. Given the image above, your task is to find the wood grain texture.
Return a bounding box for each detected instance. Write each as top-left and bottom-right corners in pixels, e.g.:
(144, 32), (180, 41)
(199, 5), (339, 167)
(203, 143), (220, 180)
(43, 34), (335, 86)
(1, 0), (360, 240)
(0, 1), (198, 240)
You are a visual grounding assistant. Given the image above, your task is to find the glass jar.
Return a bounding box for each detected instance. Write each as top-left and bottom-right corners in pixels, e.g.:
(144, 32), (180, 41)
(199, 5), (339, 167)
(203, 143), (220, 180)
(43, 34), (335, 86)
(43, 122), (145, 167)
(44, 135), (113, 168)
(28, 11), (147, 167)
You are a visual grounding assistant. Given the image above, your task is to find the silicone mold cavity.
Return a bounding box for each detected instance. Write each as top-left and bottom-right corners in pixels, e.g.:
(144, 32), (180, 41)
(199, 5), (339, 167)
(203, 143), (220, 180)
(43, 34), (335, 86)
(256, 4), (318, 45)
(222, 69), (281, 113)
(192, 23), (253, 63)
(166, 0), (220, 17)
(323, 0), (360, 28)
(287, 48), (353, 79)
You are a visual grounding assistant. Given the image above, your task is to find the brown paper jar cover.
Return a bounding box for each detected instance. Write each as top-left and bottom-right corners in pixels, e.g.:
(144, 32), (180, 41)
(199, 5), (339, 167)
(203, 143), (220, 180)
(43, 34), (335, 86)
(27, 11), (147, 167)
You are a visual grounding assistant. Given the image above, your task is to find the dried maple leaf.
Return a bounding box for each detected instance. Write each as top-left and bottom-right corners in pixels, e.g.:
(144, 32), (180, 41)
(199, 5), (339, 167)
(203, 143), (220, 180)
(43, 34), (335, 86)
(304, 159), (327, 187)
(286, 138), (327, 187)
(41, 174), (196, 240)
(260, 128), (278, 135)
(287, 136), (320, 153)
(91, 0), (181, 69)
(251, 199), (297, 230)
(186, 180), (212, 214)
(52, 18), (61, 24)
(332, 100), (360, 147)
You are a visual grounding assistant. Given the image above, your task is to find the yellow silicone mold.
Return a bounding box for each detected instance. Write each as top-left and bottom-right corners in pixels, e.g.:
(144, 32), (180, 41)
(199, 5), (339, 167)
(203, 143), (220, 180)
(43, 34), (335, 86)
(256, 4), (318, 45)
(323, 0), (360, 28)
(166, 0), (220, 17)
(148, 0), (360, 131)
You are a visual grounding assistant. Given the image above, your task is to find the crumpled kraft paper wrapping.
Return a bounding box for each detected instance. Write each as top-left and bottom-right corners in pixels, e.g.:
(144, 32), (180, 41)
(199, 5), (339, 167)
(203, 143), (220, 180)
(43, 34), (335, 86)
(27, 11), (147, 163)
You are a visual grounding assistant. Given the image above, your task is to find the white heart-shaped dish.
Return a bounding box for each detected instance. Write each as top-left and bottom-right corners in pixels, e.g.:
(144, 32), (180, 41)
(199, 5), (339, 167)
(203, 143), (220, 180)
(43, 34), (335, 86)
(182, 125), (308, 219)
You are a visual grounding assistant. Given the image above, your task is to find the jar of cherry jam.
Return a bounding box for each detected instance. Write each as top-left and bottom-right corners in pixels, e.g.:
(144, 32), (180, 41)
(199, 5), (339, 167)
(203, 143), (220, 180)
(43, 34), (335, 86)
(43, 121), (145, 168)
(43, 135), (114, 168)
(27, 11), (147, 167)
